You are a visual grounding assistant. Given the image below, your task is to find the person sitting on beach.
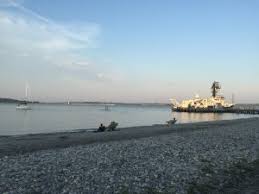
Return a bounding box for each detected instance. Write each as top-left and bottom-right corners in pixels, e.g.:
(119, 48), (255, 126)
(98, 123), (106, 132)
(166, 118), (177, 126)
(107, 121), (118, 131)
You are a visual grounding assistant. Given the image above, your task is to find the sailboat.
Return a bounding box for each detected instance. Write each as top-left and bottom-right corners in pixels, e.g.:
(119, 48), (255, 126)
(16, 83), (32, 110)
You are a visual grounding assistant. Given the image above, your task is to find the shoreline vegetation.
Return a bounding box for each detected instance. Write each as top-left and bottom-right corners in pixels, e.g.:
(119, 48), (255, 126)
(1, 118), (259, 193)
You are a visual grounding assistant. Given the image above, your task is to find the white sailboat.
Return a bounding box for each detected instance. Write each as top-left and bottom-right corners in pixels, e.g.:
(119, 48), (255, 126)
(16, 83), (32, 110)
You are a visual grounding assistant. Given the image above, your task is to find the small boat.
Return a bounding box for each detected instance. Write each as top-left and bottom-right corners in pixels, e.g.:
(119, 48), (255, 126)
(104, 104), (114, 111)
(16, 101), (31, 110)
(16, 83), (31, 110)
(104, 105), (109, 111)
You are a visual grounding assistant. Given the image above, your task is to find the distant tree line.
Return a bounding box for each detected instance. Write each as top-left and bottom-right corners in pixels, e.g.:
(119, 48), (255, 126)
(0, 98), (39, 103)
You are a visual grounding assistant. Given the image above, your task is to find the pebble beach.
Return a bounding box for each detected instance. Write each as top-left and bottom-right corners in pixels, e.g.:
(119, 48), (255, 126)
(1, 118), (259, 193)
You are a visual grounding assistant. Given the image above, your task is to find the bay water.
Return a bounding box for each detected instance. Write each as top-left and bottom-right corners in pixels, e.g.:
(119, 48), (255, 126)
(0, 103), (256, 135)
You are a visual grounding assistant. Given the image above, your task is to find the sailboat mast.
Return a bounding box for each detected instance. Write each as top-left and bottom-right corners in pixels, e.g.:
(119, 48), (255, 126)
(25, 83), (29, 101)
(25, 85), (28, 99)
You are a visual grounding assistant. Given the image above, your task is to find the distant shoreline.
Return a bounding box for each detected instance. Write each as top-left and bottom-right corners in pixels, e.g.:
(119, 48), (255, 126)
(0, 97), (170, 106)
(1, 97), (258, 107)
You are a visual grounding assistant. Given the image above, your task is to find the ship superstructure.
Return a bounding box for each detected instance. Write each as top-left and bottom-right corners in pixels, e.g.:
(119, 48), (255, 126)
(170, 81), (234, 111)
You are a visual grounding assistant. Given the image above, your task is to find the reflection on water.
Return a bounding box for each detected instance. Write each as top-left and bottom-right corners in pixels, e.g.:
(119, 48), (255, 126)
(174, 112), (229, 123)
(0, 103), (257, 135)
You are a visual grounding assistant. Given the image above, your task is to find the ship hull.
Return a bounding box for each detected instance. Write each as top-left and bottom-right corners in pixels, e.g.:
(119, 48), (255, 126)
(16, 105), (31, 110)
(172, 106), (234, 113)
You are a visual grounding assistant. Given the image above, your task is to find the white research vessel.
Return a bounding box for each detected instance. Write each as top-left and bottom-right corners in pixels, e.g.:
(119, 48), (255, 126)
(170, 81), (234, 112)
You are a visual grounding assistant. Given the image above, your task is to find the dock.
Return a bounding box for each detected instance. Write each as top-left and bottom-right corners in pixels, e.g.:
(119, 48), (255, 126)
(172, 107), (259, 115)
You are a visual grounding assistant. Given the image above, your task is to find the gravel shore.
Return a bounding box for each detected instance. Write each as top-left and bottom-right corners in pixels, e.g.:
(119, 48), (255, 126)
(0, 118), (259, 193)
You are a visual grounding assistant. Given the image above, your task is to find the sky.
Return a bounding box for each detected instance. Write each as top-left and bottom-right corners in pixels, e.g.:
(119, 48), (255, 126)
(0, 0), (258, 103)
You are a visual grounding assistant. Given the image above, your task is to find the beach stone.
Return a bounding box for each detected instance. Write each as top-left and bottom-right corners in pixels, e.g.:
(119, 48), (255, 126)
(0, 118), (259, 193)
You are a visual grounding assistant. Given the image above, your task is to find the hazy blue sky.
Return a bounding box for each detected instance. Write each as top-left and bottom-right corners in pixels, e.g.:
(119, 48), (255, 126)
(0, 0), (258, 103)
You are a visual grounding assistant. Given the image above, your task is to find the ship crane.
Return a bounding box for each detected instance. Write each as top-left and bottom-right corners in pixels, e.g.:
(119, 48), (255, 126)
(211, 81), (221, 97)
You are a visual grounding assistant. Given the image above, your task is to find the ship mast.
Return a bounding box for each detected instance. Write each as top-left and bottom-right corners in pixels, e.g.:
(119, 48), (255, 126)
(211, 81), (221, 97)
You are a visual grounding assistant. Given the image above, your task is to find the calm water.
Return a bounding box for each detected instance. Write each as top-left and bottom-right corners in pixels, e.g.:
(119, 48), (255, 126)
(0, 103), (256, 135)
